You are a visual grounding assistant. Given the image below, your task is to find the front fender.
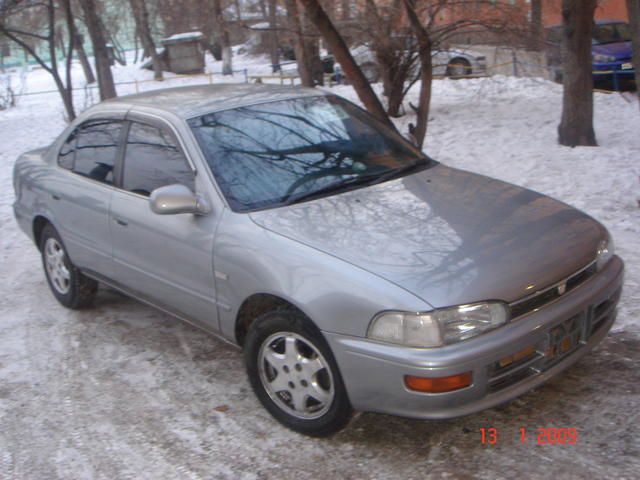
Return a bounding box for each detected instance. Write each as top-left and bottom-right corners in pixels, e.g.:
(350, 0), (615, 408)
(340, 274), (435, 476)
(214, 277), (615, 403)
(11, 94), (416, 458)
(213, 209), (431, 343)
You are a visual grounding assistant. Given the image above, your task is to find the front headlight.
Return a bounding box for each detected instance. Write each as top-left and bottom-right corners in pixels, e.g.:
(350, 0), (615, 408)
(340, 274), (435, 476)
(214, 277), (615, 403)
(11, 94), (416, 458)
(367, 302), (508, 348)
(596, 237), (614, 270)
(593, 53), (617, 63)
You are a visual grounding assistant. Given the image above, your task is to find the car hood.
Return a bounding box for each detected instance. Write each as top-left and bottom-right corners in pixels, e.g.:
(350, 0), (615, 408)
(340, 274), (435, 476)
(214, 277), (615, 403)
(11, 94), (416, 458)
(592, 41), (632, 60)
(249, 165), (606, 308)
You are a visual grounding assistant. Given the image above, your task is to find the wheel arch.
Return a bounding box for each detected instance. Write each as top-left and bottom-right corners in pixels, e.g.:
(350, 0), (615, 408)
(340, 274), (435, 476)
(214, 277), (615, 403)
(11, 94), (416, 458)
(447, 56), (472, 76)
(33, 215), (54, 251)
(235, 293), (311, 347)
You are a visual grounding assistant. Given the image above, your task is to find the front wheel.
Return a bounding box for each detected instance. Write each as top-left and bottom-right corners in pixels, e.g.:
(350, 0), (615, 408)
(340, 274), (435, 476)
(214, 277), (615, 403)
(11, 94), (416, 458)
(244, 310), (352, 436)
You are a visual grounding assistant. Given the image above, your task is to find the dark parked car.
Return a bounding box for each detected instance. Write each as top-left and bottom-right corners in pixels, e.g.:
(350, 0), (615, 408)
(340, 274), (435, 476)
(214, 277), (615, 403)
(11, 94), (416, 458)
(546, 20), (635, 90)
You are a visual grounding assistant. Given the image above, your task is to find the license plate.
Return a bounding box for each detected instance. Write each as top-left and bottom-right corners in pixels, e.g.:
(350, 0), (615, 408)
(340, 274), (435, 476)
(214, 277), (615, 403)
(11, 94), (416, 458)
(622, 63), (633, 70)
(545, 314), (584, 361)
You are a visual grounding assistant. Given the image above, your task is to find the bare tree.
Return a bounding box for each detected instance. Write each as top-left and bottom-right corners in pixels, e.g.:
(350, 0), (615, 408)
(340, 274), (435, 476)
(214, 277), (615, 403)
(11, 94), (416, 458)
(402, 0), (432, 149)
(558, 0), (597, 147)
(78, 0), (117, 100)
(301, 11), (324, 85)
(284, 0), (314, 86)
(213, 0), (233, 74)
(0, 0), (76, 119)
(627, 0), (640, 107)
(298, 0), (395, 129)
(129, 0), (163, 80)
(267, 0), (280, 72)
(530, 0), (543, 51)
(356, 0), (518, 119)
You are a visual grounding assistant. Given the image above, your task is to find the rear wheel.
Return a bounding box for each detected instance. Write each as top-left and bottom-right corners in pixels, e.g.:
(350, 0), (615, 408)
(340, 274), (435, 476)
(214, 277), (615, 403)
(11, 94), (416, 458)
(40, 224), (97, 309)
(446, 58), (472, 78)
(245, 310), (352, 436)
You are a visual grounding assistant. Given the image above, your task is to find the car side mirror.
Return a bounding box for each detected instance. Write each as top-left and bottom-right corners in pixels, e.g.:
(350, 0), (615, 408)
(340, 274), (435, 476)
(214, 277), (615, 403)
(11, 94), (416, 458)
(149, 184), (210, 215)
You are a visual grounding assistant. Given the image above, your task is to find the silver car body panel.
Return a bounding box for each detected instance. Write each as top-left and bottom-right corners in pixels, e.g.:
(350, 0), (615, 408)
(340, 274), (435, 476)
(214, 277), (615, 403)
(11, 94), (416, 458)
(250, 164), (606, 309)
(12, 84), (622, 420)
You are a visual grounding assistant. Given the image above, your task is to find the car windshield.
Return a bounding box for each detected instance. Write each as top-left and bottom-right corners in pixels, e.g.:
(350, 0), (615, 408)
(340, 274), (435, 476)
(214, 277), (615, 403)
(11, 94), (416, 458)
(188, 95), (431, 212)
(593, 23), (631, 45)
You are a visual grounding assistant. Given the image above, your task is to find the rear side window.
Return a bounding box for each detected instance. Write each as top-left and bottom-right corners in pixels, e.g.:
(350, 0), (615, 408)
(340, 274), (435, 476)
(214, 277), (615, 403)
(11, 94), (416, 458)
(58, 131), (77, 170)
(70, 119), (123, 185)
(122, 122), (194, 197)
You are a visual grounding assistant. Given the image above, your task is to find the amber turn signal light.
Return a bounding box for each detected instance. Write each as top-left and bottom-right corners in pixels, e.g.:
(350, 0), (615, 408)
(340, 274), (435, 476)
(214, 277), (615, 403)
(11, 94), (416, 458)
(404, 372), (472, 393)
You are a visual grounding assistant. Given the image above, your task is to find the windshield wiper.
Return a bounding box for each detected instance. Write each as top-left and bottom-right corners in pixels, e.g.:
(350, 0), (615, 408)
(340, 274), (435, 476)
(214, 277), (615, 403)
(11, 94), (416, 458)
(282, 160), (429, 206)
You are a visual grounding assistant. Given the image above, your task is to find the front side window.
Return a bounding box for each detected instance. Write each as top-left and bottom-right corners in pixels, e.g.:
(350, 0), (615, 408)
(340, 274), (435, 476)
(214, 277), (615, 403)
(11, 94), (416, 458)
(72, 119), (123, 184)
(189, 95), (430, 212)
(122, 122), (194, 197)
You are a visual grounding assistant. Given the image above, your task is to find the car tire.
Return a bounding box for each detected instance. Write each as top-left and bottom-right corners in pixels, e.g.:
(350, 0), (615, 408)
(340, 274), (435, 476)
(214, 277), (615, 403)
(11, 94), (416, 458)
(40, 224), (97, 309)
(244, 309), (353, 436)
(446, 58), (471, 78)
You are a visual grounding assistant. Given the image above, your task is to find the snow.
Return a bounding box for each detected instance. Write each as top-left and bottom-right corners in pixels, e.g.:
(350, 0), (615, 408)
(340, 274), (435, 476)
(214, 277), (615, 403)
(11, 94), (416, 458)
(0, 55), (639, 478)
(161, 31), (204, 43)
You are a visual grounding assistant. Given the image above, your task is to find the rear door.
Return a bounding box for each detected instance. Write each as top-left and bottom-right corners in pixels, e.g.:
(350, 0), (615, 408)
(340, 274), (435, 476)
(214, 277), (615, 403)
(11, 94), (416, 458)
(49, 115), (126, 277)
(109, 114), (220, 330)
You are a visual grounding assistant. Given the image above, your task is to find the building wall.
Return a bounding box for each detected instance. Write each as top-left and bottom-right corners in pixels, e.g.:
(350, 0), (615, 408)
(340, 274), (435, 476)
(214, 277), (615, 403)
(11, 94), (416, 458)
(542, 0), (629, 26)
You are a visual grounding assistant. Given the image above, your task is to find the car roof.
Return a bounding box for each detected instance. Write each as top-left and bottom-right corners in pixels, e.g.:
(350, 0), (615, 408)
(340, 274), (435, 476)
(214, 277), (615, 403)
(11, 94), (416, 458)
(100, 83), (326, 119)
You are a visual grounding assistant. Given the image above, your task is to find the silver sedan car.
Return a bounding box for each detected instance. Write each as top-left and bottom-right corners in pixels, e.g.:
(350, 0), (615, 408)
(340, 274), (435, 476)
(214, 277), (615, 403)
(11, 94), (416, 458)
(13, 84), (624, 436)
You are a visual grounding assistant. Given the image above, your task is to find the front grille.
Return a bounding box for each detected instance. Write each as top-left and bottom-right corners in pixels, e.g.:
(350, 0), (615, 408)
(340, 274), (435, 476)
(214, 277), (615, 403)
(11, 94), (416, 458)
(509, 262), (597, 319)
(488, 284), (621, 394)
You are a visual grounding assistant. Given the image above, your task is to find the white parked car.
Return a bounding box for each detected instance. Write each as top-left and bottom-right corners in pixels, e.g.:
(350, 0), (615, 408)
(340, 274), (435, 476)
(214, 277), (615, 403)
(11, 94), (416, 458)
(332, 43), (487, 83)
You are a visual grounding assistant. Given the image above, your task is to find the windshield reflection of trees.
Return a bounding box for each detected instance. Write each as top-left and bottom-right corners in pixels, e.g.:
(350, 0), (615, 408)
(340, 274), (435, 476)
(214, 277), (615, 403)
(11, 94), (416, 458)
(190, 96), (419, 210)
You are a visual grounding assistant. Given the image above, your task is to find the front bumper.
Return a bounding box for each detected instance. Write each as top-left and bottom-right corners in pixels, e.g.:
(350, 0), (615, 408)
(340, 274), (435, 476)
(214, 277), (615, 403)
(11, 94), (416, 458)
(592, 62), (636, 85)
(325, 256), (624, 419)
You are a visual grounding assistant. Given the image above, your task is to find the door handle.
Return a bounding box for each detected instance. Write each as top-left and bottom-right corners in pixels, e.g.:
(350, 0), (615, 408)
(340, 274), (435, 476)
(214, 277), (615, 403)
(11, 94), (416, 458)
(52, 194), (61, 200)
(114, 218), (128, 227)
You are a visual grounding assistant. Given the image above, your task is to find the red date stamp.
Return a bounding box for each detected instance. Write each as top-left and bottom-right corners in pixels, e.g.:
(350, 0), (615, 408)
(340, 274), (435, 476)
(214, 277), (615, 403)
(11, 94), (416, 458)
(480, 427), (578, 445)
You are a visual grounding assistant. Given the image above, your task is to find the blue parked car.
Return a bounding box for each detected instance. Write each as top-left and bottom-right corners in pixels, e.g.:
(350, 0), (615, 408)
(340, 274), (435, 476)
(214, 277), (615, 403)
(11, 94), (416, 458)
(546, 20), (635, 91)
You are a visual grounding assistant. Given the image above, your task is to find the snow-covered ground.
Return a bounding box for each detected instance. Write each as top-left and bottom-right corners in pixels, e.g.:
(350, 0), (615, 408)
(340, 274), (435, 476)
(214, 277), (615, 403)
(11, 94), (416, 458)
(1, 55), (639, 479)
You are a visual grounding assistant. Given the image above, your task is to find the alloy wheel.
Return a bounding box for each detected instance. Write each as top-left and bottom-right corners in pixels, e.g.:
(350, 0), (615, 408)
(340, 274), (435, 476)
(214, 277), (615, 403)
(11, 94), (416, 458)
(258, 332), (335, 420)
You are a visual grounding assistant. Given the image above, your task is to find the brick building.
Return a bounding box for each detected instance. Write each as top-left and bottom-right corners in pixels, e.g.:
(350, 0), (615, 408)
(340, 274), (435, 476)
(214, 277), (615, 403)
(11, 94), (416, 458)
(541, 0), (629, 26)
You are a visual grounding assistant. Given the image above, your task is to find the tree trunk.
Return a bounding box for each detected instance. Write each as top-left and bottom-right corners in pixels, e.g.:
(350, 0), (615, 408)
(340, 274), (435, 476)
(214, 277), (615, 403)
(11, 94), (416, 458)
(627, 0), (640, 107)
(558, 0), (597, 147)
(299, 7), (324, 85)
(298, 0), (395, 129)
(129, 0), (163, 80)
(78, 0), (117, 100)
(60, 0), (76, 120)
(267, 0), (280, 72)
(60, 0), (95, 84)
(284, 0), (314, 86)
(530, 0), (543, 51)
(341, 0), (350, 21)
(403, 0), (432, 149)
(75, 33), (96, 84)
(213, 0), (233, 75)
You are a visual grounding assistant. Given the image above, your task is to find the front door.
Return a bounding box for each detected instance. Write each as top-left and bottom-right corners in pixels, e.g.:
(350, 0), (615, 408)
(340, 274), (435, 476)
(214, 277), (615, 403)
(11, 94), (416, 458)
(109, 117), (219, 331)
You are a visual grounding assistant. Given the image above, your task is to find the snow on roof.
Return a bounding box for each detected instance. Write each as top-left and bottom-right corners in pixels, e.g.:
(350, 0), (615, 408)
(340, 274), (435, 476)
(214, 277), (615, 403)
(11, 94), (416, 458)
(161, 31), (204, 44)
